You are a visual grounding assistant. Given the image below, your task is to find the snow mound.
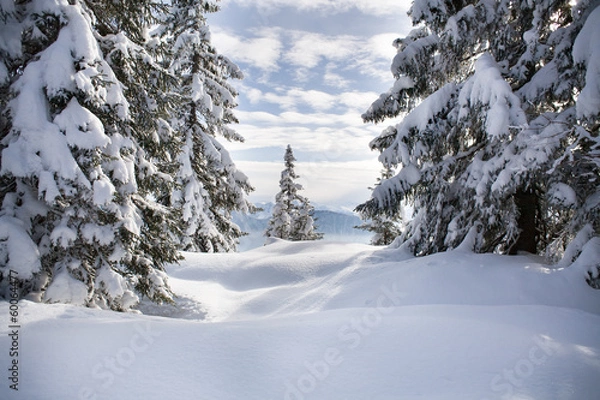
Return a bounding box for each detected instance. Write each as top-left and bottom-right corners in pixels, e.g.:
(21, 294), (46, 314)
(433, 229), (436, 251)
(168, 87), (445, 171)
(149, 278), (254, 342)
(1, 241), (599, 400)
(163, 240), (600, 321)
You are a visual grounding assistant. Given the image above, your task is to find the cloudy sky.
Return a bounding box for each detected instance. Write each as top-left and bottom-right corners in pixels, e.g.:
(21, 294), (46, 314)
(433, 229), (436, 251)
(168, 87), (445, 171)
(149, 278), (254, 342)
(206, 0), (413, 209)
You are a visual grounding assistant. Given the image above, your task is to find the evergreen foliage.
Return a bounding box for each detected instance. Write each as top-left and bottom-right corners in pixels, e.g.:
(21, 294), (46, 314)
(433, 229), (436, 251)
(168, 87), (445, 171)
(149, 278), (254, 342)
(266, 145), (323, 241)
(0, 0), (250, 309)
(356, 167), (404, 246)
(161, 0), (253, 252)
(357, 0), (600, 279)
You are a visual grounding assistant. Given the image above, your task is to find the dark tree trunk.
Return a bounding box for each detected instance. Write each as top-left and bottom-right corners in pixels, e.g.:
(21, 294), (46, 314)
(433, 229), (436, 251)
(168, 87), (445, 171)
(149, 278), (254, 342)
(510, 188), (539, 254)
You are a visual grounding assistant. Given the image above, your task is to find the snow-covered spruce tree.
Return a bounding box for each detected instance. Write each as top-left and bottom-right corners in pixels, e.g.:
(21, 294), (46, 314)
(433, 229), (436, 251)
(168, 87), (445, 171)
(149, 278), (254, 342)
(0, 0), (178, 309)
(89, 0), (183, 303)
(266, 145), (322, 241)
(160, 0), (253, 252)
(356, 167), (404, 246)
(357, 1), (600, 279)
(291, 196), (324, 241)
(265, 145), (299, 240)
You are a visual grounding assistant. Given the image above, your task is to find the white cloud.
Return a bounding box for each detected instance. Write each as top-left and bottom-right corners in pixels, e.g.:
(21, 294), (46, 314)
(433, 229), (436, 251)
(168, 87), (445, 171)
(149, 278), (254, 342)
(369, 33), (402, 60)
(265, 89), (339, 111)
(228, 113), (381, 156)
(241, 85), (379, 113)
(284, 31), (357, 68)
(235, 110), (281, 124)
(278, 111), (357, 126)
(297, 159), (380, 206)
(236, 159), (380, 207)
(283, 30), (399, 84)
(324, 63), (351, 89)
(289, 88), (339, 110)
(338, 91), (380, 110)
(212, 25), (400, 85)
(245, 86), (265, 103)
(260, 91), (300, 110)
(210, 27), (283, 72)
(225, 0), (409, 17)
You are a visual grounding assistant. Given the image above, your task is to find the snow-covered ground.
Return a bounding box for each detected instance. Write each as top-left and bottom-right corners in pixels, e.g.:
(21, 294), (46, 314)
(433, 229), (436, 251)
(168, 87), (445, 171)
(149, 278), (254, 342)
(1, 240), (599, 399)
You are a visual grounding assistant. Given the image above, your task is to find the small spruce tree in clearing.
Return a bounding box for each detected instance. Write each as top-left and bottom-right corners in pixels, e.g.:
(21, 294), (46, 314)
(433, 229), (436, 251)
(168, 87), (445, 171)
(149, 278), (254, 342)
(356, 167), (403, 246)
(266, 145), (322, 241)
(292, 197), (324, 241)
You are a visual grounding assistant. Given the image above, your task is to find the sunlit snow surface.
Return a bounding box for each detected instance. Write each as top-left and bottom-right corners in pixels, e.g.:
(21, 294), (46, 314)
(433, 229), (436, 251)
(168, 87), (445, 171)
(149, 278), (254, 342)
(1, 240), (599, 399)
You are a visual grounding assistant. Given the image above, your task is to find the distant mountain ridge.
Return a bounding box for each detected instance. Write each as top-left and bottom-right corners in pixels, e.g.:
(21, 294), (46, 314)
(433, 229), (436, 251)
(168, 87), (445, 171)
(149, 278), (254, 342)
(232, 202), (371, 251)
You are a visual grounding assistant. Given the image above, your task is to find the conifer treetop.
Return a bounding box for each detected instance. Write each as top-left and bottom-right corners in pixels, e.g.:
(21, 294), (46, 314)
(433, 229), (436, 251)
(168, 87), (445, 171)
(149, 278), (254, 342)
(266, 145), (322, 241)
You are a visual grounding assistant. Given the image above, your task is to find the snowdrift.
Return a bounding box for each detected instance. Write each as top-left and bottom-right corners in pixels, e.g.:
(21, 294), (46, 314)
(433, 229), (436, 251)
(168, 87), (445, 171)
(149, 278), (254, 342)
(1, 240), (599, 399)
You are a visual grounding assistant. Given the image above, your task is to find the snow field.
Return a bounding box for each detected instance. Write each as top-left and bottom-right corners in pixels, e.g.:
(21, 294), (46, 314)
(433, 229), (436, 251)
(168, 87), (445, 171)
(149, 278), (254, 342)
(1, 240), (599, 399)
